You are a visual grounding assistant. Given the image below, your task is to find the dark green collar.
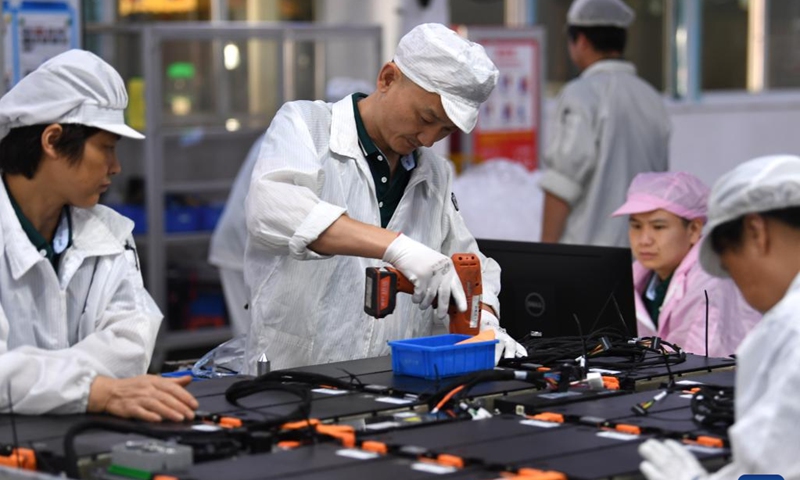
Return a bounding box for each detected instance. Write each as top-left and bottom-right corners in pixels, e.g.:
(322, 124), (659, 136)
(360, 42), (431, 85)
(3, 176), (72, 272)
(643, 272), (672, 327)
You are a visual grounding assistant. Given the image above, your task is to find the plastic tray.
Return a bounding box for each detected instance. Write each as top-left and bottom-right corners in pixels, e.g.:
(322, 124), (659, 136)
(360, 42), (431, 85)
(388, 334), (497, 379)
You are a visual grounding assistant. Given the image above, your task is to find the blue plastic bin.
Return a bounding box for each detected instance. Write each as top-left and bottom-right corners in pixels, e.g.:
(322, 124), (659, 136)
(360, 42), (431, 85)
(388, 334), (498, 379)
(165, 206), (201, 232)
(108, 204), (147, 234)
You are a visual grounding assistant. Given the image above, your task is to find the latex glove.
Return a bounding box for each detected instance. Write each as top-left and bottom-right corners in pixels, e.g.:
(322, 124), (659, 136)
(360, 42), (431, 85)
(383, 234), (467, 319)
(480, 310), (528, 364)
(639, 439), (708, 480)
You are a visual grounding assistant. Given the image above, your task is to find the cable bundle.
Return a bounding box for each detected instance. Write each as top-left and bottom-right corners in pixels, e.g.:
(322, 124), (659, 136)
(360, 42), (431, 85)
(691, 384), (735, 433)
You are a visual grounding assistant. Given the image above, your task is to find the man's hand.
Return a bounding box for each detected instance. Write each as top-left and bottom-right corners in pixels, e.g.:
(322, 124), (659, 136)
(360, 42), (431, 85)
(383, 234), (467, 318)
(639, 439), (708, 480)
(88, 375), (199, 423)
(480, 309), (527, 364)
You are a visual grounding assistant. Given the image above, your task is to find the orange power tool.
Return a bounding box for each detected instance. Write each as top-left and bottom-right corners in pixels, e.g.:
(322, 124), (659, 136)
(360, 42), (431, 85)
(364, 253), (483, 335)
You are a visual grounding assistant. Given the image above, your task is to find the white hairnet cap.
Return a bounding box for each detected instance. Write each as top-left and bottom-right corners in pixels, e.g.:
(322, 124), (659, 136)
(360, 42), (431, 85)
(699, 155), (800, 278)
(325, 77), (375, 103)
(394, 23), (498, 133)
(0, 49), (144, 142)
(567, 0), (635, 28)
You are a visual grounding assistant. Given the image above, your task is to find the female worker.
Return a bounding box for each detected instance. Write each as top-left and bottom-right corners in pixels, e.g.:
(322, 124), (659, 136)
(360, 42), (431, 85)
(639, 155), (800, 479)
(611, 171), (760, 357)
(0, 50), (197, 421)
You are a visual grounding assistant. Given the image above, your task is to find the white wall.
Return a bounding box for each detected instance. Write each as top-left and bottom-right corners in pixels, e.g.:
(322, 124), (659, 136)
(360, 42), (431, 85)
(666, 93), (800, 187)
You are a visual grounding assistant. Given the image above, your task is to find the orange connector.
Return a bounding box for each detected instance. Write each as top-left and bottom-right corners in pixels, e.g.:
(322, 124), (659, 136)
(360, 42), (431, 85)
(361, 441), (388, 454)
(437, 454), (464, 468)
(529, 412), (564, 423)
(0, 448), (36, 471)
(515, 468), (568, 480)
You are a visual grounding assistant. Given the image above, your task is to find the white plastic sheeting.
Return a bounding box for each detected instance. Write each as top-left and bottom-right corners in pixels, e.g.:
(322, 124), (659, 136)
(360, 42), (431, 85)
(451, 159), (543, 242)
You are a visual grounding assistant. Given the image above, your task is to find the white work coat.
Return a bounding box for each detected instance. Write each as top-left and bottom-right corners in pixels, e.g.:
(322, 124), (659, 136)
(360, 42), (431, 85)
(0, 180), (161, 414)
(707, 272), (800, 479)
(540, 60), (671, 247)
(244, 96), (501, 371)
(633, 242), (760, 357)
(208, 134), (264, 336)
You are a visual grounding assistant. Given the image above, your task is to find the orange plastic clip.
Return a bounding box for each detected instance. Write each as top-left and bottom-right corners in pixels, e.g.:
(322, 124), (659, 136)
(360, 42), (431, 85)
(602, 376), (620, 390)
(316, 424), (356, 448)
(691, 436), (724, 449)
(0, 448), (36, 471)
(281, 419), (320, 430)
(529, 412), (564, 423)
(515, 468), (568, 480)
(218, 416), (242, 428)
(614, 424), (642, 435)
(437, 454), (464, 468)
(153, 476), (179, 480)
(277, 441), (303, 450)
(361, 441), (388, 454)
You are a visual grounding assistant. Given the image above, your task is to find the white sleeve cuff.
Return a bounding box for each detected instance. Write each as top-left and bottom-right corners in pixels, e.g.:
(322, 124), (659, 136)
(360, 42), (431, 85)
(539, 169), (584, 206)
(288, 201), (347, 260)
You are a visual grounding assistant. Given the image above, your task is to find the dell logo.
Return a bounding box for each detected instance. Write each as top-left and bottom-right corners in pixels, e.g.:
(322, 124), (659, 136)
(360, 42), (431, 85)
(525, 292), (545, 317)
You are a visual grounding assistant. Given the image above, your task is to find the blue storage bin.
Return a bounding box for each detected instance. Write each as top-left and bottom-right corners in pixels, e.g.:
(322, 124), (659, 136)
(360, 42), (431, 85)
(388, 334), (498, 379)
(200, 203), (225, 231)
(165, 206), (201, 232)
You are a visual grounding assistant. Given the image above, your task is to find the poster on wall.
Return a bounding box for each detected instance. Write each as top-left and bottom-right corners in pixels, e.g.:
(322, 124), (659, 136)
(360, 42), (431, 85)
(467, 28), (543, 171)
(2, 0), (80, 92)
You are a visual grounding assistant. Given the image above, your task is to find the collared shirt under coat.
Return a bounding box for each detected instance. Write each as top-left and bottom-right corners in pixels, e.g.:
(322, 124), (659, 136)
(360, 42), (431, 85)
(243, 95), (501, 371)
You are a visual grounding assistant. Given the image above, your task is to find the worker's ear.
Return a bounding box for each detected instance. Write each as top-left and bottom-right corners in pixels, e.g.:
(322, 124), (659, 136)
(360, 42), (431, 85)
(743, 213), (769, 256)
(687, 218), (703, 245)
(40, 123), (63, 159)
(377, 62), (402, 92)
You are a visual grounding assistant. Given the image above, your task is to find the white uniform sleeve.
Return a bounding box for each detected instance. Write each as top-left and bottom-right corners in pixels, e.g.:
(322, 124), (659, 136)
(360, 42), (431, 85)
(246, 103), (346, 260)
(440, 167), (501, 317)
(708, 346), (800, 479)
(0, 240), (161, 415)
(539, 90), (597, 206)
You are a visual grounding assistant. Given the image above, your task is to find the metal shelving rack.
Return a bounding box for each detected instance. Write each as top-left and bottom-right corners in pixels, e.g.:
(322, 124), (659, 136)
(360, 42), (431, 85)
(84, 22), (382, 366)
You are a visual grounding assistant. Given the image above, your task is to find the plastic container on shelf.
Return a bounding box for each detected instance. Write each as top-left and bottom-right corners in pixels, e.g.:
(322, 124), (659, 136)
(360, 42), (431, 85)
(200, 203), (225, 231)
(166, 62), (196, 116)
(165, 205), (201, 233)
(388, 334), (498, 380)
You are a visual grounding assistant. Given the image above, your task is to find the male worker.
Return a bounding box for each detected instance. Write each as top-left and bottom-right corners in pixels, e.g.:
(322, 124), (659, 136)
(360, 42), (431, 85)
(639, 155), (800, 480)
(244, 23), (527, 371)
(0, 50), (197, 421)
(540, 0), (671, 247)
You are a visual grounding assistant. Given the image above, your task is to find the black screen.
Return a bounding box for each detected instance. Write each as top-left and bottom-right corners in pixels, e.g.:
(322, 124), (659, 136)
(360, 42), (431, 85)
(477, 239), (636, 340)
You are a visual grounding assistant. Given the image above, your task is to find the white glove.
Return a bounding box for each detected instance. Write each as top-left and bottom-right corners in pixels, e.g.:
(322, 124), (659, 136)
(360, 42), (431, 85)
(639, 439), (708, 480)
(383, 234), (467, 319)
(480, 310), (528, 364)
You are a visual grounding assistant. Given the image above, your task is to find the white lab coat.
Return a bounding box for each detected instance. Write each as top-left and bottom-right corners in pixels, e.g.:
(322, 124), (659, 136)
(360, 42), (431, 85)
(244, 96), (501, 371)
(706, 272), (800, 479)
(540, 60), (671, 247)
(208, 134), (265, 337)
(0, 180), (161, 414)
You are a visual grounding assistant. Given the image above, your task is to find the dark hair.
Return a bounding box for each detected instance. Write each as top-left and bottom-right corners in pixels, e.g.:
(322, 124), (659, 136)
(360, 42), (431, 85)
(567, 25), (627, 54)
(710, 206), (800, 254)
(0, 123), (101, 179)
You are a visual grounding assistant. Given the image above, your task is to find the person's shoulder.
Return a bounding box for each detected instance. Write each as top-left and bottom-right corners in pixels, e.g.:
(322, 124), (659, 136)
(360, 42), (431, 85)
(277, 99), (332, 120)
(77, 204), (135, 243)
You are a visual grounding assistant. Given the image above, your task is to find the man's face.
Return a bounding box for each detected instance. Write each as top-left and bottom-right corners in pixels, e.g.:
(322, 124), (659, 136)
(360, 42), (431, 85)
(52, 130), (122, 208)
(378, 71), (459, 157)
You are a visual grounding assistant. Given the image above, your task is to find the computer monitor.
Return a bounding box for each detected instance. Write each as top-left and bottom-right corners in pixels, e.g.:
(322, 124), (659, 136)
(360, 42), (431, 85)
(477, 239), (636, 340)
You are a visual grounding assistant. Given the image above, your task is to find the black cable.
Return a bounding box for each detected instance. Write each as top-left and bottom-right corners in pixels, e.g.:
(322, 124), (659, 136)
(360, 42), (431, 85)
(704, 289), (710, 358)
(691, 384), (735, 433)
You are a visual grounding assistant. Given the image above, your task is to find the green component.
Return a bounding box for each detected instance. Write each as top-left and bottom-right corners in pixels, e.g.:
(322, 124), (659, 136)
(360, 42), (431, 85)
(107, 463), (152, 480)
(167, 62), (195, 79)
